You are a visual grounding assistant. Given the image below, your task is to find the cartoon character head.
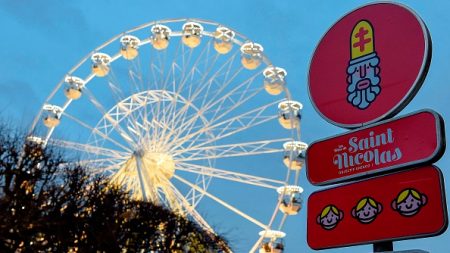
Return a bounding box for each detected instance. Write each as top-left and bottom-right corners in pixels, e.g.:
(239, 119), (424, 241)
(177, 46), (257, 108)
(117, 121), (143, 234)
(351, 197), (382, 224)
(392, 188), (427, 217)
(316, 204), (344, 230)
(346, 20), (381, 110)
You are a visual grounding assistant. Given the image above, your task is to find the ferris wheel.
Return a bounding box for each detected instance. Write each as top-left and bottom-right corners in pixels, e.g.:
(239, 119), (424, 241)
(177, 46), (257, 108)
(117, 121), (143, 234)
(28, 18), (307, 252)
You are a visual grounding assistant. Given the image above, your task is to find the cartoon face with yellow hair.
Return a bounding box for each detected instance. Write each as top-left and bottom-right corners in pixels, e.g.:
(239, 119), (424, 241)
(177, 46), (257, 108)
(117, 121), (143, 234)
(391, 188), (427, 217)
(316, 204), (344, 230)
(351, 197), (382, 224)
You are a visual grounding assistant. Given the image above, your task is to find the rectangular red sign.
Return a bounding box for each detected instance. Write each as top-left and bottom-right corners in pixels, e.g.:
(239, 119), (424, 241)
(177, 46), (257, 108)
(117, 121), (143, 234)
(307, 166), (448, 250)
(306, 110), (445, 185)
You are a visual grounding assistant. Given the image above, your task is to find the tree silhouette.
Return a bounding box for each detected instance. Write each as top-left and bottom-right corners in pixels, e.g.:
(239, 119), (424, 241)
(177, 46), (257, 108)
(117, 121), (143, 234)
(0, 125), (230, 252)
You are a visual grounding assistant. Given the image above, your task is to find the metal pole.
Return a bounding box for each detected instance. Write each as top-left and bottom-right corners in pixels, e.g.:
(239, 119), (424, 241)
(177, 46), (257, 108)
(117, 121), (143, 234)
(135, 153), (148, 202)
(373, 241), (393, 252)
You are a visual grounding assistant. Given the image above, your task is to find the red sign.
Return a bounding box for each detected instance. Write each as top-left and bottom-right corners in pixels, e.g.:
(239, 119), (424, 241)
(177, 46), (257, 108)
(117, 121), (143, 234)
(306, 110), (445, 185)
(307, 166), (448, 250)
(308, 3), (431, 128)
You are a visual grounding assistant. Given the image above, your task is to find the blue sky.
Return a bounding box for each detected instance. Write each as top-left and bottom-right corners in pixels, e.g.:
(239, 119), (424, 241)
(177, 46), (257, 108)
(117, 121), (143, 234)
(0, 0), (449, 252)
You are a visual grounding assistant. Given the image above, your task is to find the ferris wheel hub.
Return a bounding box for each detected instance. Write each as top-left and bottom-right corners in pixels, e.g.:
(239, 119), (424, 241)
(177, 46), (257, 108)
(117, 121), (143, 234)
(140, 152), (176, 180)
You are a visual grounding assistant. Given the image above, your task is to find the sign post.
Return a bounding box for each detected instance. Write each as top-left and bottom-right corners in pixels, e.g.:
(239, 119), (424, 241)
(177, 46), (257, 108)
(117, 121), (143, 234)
(306, 2), (446, 252)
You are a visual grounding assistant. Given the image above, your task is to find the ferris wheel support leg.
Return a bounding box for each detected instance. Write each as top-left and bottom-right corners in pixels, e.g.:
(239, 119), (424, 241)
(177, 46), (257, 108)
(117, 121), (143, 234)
(135, 153), (149, 202)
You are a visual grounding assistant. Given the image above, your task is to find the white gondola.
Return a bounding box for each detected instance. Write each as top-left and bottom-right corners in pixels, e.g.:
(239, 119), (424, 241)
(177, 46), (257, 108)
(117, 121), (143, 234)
(258, 230), (285, 253)
(263, 67), (287, 95)
(26, 135), (45, 145)
(277, 185), (303, 215)
(182, 22), (203, 48)
(241, 42), (263, 70)
(120, 35), (141, 60)
(64, 76), (85, 100)
(283, 141), (308, 170)
(91, 53), (111, 77)
(42, 104), (63, 128)
(25, 135), (45, 158)
(278, 100), (302, 129)
(213, 26), (235, 54)
(151, 24), (171, 50)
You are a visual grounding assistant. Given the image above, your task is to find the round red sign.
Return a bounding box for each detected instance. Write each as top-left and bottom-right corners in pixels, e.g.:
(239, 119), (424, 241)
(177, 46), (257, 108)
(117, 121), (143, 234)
(308, 3), (431, 128)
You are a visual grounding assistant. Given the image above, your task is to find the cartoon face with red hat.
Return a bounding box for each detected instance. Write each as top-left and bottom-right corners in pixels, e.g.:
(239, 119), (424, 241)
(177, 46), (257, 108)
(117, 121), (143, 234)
(346, 20), (381, 109)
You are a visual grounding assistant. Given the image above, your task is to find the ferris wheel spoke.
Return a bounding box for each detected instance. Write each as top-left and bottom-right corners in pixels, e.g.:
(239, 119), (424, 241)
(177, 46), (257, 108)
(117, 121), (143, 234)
(277, 213), (289, 231)
(249, 237), (266, 253)
(148, 100), (175, 150)
(168, 67), (247, 138)
(82, 87), (138, 146)
(184, 53), (222, 107)
(106, 68), (127, 103)
(148, 93), (207, 152)
(114, 98), (149, 140)
(163, 52), (239, 138)
(197, 57), (244, 111)
(168, 100), (280, 152)
(174, 174), (268, 230)
(75, 157), (126, 168)
(96, 94), (147, 144)
(170, 179), (233, 253)
(167, 181), (214, 232)
(174, 139), (288, 162)
(180, 41), (216, 101)
(175, 162), (285, 189)
(159, 114), (206, 152)
(111, 170), (142, 199)
(166, 76), (267, 150)
(150, 58), (166, 91)
(127, 55), (147, 94)
(157, 49), (168, 90)
(146, 66), (167, 147)
(198, 65), (255, 115)
(90, 160), (126, 175)
(62, 112), (133, 152)
(179, 44), (194, 85)
(167, 39), (209, 95)
(105, 74), (151, 143)
(167, 40), (185, 93)
(188, 51), (239, 107)
(115, 95), (149, 140)
(207, 84), (263, 125)
(48, 138), (130, 159)
(150, 93), (181, 142)
(138, 93), (155, 141)
(160, 50), (221, 143)
(166, 63), (183, 113)
(58, 157), (126, 174)
(152, 182), (183, 212)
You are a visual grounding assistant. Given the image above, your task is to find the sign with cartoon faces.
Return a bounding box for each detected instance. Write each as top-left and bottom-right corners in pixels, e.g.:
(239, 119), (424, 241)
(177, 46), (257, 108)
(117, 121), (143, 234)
(306, 110), (445, 185)
(308, 2), (431, 128)
(307, 166), (447, 250)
